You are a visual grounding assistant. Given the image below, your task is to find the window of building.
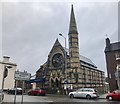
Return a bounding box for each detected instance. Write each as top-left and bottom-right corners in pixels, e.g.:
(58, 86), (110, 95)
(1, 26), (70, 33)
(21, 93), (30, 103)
(109, 73), (112, 78)
(115, 52), (120, 60)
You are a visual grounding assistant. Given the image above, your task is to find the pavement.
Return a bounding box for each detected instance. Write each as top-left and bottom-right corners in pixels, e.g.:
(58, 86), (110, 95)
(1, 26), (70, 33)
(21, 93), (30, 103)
(46, 93), (107, 99)
(98, 93), (107, 99)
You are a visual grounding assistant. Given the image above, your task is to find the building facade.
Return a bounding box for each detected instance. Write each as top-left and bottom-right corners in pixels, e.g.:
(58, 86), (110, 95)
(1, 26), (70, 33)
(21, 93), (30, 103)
(0, 56), (17, 90)
(36, 5), (105, 93)
(105, 38), (120, 91)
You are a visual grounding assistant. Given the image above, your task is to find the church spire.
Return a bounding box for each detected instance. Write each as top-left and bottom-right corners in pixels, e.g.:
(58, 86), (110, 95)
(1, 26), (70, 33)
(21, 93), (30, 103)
(68, 4), (81, 75)
(69, 4), (78, 34)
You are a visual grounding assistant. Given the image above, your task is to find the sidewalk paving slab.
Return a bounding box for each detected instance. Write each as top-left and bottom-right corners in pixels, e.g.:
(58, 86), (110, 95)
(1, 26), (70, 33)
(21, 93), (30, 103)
(98, 93), (107, 99)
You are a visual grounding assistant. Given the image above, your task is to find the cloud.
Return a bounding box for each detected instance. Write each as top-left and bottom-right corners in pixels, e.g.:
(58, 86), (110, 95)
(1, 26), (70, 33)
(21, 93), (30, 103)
(1, 2), (118, 76)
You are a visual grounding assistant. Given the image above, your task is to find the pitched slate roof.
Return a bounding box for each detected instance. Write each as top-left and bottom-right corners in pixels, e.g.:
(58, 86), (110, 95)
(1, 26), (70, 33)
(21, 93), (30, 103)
(80, 55), (97, 69)
(64, 48), (97, 69)
(105, 41), (120, 52)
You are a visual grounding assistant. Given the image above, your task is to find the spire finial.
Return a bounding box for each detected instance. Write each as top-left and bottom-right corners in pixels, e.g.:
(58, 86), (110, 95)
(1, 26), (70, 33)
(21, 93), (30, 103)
(71, 4), (73, 8)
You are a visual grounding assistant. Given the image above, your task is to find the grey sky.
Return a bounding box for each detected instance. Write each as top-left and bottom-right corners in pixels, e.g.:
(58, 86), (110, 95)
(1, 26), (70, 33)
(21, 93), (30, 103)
(1, 1), (118, 76)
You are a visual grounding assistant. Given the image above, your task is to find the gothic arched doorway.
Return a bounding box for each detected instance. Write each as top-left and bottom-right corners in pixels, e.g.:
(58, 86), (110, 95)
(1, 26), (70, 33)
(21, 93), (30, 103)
(50, 78), (54, 88)
(55, 78), (59, 88)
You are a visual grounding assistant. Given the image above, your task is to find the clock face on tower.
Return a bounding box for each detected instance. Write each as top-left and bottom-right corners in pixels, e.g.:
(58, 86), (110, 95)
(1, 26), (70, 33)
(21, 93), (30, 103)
(52, 53), (63, 68)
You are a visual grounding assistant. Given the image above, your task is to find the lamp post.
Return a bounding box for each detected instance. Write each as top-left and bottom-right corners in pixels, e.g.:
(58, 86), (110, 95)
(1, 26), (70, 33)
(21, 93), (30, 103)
(59, 33), (67, 76)
(1, 65), (12, 104)
(59, 33), (68, 95)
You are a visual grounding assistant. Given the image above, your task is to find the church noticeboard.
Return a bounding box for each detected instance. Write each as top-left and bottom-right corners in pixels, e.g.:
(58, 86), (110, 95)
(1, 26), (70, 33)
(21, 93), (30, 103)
(14, 71), (31, 81)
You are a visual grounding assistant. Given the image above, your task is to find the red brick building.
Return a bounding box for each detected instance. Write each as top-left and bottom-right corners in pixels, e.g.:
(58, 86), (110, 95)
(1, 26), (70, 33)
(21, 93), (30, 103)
(105, 38), (120, 91)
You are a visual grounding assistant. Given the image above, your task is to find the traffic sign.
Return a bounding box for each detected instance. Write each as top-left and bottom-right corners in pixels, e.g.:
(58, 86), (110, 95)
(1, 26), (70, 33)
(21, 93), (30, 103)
(64, 79), (68, 84)
(14, 71), (31, 81)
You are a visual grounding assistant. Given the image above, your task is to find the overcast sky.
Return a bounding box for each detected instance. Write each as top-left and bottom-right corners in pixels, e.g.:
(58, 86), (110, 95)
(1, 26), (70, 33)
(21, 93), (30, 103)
(0, 0), (119, 77)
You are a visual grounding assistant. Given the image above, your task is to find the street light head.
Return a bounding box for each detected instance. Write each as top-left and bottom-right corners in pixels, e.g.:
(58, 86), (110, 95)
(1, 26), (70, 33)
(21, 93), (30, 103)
(59, 33), (62, 36)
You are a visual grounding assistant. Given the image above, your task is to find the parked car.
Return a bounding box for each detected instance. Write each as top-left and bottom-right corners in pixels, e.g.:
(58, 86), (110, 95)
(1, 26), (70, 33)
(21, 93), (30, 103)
(0, 90), (4, 101)
(68, 88), (98, 99)
(106, 90), (120, 101)
(28, 88), (46, 96)
(7, 88), (22, 95)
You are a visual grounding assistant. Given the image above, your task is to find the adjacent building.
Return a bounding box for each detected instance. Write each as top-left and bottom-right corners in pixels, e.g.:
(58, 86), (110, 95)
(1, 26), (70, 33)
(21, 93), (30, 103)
(105, 38), (120, 91)
(0, 56), (17, 90)
(36, 5), (105, 93)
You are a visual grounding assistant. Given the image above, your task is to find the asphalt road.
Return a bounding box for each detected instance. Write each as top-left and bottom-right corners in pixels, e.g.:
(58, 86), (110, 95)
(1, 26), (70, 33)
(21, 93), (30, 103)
(2, 93), (120, 104)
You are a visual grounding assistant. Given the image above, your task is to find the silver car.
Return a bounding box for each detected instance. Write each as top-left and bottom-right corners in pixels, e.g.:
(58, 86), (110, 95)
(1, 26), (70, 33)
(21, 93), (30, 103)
(68, 88), (98, 99)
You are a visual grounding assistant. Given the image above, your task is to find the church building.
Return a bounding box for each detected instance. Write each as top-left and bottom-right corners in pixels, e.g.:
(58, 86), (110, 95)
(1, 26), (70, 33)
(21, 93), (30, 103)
(36, 5), (105, 93)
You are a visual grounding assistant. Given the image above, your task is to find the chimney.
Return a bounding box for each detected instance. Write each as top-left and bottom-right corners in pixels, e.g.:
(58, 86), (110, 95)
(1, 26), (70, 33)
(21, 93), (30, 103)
(106, 38), (110, 48)
(3, 56), (10, 62)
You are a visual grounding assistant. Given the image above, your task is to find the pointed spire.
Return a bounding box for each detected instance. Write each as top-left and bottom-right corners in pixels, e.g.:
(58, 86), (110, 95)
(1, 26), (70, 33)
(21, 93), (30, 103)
(69, 4), (78, 34)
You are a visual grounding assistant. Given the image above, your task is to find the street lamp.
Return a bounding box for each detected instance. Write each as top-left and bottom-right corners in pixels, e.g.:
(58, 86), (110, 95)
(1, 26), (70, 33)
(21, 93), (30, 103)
(59, 33), (68, 95)
(1, 65), (12, 103)
(59, 33), (67, 75)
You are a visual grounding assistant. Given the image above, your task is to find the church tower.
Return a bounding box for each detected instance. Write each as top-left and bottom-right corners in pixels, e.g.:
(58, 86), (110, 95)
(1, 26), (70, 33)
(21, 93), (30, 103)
(68, 5), (81, 84)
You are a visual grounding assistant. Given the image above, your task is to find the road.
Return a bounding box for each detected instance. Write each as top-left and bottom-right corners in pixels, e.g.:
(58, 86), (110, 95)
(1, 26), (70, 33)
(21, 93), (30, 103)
(2, 93), (120, 104)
